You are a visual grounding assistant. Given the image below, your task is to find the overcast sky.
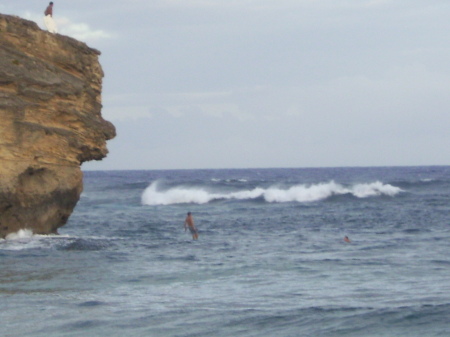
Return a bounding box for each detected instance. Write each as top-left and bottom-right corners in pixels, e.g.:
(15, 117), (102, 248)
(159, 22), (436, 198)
(3, 1), (450, 170)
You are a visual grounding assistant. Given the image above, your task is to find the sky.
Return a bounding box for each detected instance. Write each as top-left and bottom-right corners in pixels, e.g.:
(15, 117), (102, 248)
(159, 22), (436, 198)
(3, 1), (450, 170)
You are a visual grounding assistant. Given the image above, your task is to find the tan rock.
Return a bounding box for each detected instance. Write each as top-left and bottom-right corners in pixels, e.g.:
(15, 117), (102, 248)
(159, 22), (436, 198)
(0, 14), (116, 238)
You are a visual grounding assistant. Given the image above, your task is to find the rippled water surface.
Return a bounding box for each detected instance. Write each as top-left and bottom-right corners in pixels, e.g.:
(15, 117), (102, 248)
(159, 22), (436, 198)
(1, 167), (450, 336)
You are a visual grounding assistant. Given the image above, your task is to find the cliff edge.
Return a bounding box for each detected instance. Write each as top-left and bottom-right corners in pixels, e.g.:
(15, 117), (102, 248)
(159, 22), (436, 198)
(0, 14), (116, 238)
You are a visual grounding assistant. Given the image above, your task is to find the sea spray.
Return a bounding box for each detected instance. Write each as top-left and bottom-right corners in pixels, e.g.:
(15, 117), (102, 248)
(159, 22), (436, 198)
(5, 229), (33, 240)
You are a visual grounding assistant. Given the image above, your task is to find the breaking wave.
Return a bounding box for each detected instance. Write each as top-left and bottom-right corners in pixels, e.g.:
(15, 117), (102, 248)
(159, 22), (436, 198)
(5, 229), (34, 240)
(1, 229), (63, 251)
(141, 180), (403, 206)
(0, 230), (113, 251)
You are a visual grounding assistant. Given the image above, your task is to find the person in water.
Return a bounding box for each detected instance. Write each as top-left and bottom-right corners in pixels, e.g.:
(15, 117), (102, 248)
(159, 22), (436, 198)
(344, 236), (351, 243)
(184, 212), (198, 240)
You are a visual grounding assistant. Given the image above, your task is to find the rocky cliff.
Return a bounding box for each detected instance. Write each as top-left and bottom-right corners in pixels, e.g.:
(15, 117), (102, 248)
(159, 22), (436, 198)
(0, 14), (116, 238)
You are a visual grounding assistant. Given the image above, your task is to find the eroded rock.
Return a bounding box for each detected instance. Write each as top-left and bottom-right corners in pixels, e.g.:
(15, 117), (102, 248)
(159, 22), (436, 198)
(0, 14), (116, 238)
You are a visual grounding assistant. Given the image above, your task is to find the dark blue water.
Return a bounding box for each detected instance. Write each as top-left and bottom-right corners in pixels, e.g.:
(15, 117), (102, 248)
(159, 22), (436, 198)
(1, 166), (450, 336)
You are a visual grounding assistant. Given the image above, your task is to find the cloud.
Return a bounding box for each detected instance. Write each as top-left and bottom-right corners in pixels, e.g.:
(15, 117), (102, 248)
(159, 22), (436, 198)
(57, 19), (112, 42)
(11, 0), (448, 169)
(22, 11), (112, 43)
(143, 0), (392, 11)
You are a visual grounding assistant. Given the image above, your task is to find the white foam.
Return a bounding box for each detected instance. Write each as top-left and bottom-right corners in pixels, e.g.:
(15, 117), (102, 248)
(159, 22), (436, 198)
(141, 181), (403, 206)
(1, 230), (74, 251)
(1, 229), (38, 250)
(263, 181), (345, 203)
(5, 229), (34, 240)
(352, 181), (402, 198)
(141, 181), (212, 205)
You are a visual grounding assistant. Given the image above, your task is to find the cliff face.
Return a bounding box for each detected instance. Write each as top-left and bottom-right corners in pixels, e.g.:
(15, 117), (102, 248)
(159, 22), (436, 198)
(0, 14), (116, 238)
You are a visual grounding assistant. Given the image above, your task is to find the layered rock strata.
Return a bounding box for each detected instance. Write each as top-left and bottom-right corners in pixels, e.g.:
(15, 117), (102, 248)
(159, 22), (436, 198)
(0, 14), (115, 238)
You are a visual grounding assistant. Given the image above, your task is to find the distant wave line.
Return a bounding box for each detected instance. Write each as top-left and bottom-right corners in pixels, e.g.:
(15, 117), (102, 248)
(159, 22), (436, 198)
(141, 180), (403, 206)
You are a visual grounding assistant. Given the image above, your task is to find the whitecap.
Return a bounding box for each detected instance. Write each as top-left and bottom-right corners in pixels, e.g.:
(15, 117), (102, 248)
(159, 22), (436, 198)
(140, 180), (403, 206)
(351, 181), (403, 198)
(141, 181), (213, 205)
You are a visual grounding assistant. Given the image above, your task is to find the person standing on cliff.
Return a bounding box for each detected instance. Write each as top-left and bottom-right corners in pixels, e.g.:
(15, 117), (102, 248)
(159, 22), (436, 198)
(43, 2), (58, 34)
(184, 212), (198, 240)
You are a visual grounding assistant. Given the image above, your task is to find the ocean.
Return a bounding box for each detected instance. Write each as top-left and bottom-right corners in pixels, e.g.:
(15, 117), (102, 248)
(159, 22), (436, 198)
(1, 166), (450, 337)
